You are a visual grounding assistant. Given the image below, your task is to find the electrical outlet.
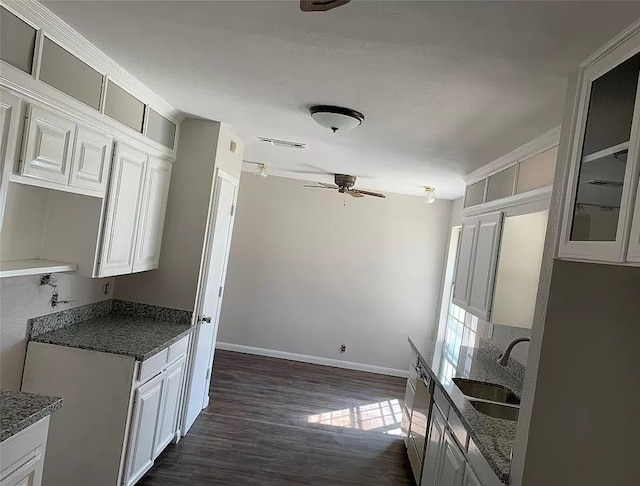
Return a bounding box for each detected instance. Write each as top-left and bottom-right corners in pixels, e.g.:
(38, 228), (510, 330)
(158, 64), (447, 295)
(104, 283), (111, 295)
(340, 344), (346, 353)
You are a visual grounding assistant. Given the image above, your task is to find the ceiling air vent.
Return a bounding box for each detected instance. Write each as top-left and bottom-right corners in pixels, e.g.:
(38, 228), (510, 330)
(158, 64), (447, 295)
(300, 0), (351, 12)
(258, 137), (307, 149)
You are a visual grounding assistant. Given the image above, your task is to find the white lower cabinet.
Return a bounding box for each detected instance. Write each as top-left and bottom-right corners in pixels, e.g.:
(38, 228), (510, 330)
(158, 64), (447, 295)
(0, 417), (50, 486)
(437, 430), (466, 486)
(125, 373), (164, 486)
(421, 404), (446, 486)
(154, 355), (186, 457)
(463, 463), (483, 486)
(125, 349), (188, 486)
(21, 334), (190, 486)
(420, 403), (498, 486)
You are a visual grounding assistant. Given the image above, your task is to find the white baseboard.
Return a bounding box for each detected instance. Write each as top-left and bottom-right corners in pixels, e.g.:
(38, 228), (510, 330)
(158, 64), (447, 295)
(216, 342), (408, 378)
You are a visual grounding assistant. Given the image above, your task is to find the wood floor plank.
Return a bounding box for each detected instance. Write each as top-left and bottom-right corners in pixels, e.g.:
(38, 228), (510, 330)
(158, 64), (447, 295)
(138, 350), (414, 485)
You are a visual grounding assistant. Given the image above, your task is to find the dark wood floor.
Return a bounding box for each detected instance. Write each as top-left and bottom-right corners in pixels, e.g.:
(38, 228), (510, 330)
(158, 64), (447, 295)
(138, 350), (414, 485)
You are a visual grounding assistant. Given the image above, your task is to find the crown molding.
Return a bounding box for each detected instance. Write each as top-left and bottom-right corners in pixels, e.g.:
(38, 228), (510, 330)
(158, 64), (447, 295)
(464, 126), (561, 184)
(1, 0), (183, 123)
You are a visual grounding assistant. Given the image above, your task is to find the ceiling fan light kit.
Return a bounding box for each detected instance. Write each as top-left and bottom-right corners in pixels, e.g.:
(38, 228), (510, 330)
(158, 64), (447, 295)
(422, 186), (437, 204)
(309, 105), (365, 133)
(255, 163), (269, 178)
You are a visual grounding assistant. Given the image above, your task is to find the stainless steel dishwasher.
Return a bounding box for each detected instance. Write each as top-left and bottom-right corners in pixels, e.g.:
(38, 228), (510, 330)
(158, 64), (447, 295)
(407, 365), (433, 483)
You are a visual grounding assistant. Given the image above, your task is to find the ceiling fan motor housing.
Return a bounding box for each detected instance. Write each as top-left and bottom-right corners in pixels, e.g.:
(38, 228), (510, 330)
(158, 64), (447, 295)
(335, 174), (357, 192)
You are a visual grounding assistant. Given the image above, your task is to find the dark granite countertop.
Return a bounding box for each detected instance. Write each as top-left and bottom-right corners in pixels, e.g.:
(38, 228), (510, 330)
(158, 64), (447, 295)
(1, 391), (62, 442)
(30, 315), (192, 361)
(408, 337), (523, 485)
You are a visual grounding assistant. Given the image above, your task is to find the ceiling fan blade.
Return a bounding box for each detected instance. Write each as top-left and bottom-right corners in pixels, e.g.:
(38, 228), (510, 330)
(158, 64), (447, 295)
(318, 182), (339, 188)
(300, 0), (351, 12)
(352, 189), (386, 198)
(346, 190), (365, 198)
(303, 185), (335, 189)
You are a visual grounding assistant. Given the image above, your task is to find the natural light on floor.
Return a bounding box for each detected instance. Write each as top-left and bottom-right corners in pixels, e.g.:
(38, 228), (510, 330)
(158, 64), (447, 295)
(307, 399), (404, 435)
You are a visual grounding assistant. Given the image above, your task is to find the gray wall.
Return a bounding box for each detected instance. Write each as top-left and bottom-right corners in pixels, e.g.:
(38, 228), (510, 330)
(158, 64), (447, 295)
(0, 273), (113, 390)
(521, 260), (640, 485)
(218, 174), (453, 372)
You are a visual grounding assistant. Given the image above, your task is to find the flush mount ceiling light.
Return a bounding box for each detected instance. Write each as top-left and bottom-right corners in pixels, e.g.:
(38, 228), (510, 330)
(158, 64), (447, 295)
(422, 187), (436, 204)
(309, 105), (365, 133)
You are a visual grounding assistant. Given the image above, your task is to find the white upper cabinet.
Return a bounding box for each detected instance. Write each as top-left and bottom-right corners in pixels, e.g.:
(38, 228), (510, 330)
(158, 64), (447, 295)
(20, 105), (75, 184)
(132, 156), (171, 273)
(98, 142), (146, 277)
(466, 212), (503, 321)
(559, 39), (640, 263)
(453, 212), (503, 321)
(69, 125), (112, 193)
(452, 222), (477, 308)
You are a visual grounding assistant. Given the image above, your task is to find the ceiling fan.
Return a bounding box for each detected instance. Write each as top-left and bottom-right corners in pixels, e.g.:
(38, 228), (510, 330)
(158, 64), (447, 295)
(304, 174), (386, 199)
(300, 0), (351, 12)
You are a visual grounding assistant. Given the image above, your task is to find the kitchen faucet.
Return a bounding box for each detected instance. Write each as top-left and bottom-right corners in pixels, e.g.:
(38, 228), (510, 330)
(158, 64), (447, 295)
(497, 337), (530, 366)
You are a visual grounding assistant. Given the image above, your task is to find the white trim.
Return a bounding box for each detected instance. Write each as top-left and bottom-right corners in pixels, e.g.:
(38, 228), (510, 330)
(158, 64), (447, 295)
(215, 342), (408, 378)
(462, 186), (552, 218)
(1, 77), (175, 160)
(464, 126), (561, 184)
(2, 0), (182, 123)
(580, 18), (640, 69)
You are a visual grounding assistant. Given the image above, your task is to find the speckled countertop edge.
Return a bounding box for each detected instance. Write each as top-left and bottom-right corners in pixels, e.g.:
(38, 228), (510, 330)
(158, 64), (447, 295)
(408, 337), (523, 484)
(30, 316), (192, 361)
(1, 391), (62, 442)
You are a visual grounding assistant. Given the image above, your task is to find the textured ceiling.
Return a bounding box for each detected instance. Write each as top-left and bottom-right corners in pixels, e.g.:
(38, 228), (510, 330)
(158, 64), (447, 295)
(45, 1), (640, 198)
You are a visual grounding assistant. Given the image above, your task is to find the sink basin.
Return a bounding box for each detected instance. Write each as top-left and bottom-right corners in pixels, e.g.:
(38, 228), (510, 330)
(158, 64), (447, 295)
(452, 378), (520, 405)
(470, 400), (520, 421)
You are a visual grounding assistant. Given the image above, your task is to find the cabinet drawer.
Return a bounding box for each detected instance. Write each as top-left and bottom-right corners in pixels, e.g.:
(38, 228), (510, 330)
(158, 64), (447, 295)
(138, 348), (168, 383)
(168, 335), (189, 363)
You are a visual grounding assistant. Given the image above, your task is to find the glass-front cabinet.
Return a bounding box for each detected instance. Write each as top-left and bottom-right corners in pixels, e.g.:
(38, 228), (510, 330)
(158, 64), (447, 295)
(559, 33), (640, 264)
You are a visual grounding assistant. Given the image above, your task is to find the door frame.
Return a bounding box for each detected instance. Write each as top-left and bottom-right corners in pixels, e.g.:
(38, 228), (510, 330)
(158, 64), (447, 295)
(179, 168), (239, 435)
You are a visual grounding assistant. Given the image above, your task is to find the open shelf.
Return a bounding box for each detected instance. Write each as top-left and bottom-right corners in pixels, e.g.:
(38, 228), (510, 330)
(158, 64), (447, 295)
(582, 141), (629, 163)
(0, 259), (77, 278)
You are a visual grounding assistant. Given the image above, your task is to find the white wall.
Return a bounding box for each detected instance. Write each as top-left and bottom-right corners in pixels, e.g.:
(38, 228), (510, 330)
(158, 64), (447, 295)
(0, 273), (113, 390)
(217, 174), (452, 373)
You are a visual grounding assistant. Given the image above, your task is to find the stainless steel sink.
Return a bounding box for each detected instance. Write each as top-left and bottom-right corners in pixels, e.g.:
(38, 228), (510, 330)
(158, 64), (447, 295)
(452, 378), (520, 405)
(470, 400), (520, 421)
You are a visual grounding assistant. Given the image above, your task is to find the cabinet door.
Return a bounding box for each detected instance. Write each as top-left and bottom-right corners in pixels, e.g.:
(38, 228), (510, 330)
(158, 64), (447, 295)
(132, 156), (172, 273)
(463, 463), (483, 486)
(125, 373), (163, 486)
(437, 430), (466, 486)
(69, 125), (112, 194)
(421, 404), (446, 486)
(98, 142), (146, 277)
(559, 48), (640, 262)
(452, 221), (477, 308)
(154, 355), (185, 458)
(20, 105), (75, 184)
(467, 212), (503, 321)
